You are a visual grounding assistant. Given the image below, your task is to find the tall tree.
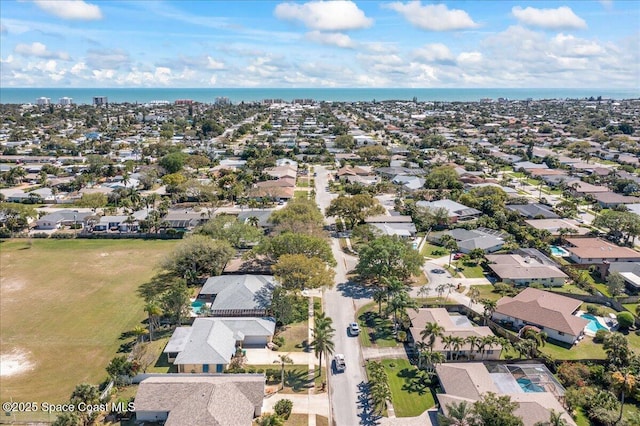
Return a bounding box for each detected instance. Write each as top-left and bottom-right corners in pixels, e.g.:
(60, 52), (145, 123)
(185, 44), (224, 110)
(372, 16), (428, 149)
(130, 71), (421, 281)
(438, 401), (473, 426)
(355, 236), (423, 283)
(311, 313), (335, 373)
(274, 354), (293, 391)
(251, 232), (336, 266)
(272, 254), (335, 291)
(326, 193), (386, 229)
(420, 322), (445, 353)
(162, 235), (235, 282)
(471, 392), (524, 426)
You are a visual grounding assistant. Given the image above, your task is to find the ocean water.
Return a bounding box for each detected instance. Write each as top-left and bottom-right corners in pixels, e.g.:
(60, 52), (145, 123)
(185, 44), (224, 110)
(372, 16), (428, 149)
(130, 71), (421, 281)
(1, 87), (638, 105)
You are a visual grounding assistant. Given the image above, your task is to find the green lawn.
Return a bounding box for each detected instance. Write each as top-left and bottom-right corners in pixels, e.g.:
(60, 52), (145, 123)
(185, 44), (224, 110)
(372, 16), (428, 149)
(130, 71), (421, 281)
(294, 190), (309, 199)
(471, 284), (504, 302)
(244, 364), (312, 394)
(144, 332), (178, 373)
(538, 337), (606, 360)
(380, 359), (436, 417)
(0, 239), (177, 404)
(546, 283), (590, 296)
(623, 303), (638, 315)
(277, 320), (309, 352)
(356, 302), (398, 348)
(421, 242), (447, 258)
(455, 261), (486, 279)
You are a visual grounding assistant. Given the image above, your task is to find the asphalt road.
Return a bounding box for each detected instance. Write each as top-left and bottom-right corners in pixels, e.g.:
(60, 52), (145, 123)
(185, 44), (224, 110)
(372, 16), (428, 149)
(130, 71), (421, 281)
(315, 166), (372, 426)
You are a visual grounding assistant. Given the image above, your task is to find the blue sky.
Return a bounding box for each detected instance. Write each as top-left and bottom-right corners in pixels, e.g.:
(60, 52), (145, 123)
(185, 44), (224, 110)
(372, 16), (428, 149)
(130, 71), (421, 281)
(1, 0), (638, 88)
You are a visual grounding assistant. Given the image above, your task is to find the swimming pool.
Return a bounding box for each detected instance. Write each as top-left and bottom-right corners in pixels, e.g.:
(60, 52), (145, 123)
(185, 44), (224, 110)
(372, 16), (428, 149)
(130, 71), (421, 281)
(550, 245), (569, 256)
(516, 377), (545, 393)
(581, 313), (607, 333)
(191, 300), (205, 315)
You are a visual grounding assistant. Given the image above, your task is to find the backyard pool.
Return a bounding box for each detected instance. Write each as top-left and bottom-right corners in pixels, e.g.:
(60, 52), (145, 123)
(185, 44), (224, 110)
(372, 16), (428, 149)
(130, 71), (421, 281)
(516, 377), (545, 393)
(581, 313), (608, 333)
(191, 300), (205, 315)
(550, 245), (570, 257)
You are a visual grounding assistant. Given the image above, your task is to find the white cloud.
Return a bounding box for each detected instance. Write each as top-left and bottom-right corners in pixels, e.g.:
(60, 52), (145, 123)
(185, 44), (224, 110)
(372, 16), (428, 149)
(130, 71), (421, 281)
(70, 62), (87, 75)
(33, 0), (102, 21)
(512, 6), (587, 30)
(274, 1), (373, 31)
(206, 57), (225, 70)
(385, 2), (478, 31)
(413, 43), (455, 63)
(457, 51), (483, 65)
(1, 55), (15, 64)
(306, 31), (355, 48)
(552, 34), (605, 57)
(14, 42), (70, 60)
(357, 53), (403, 66)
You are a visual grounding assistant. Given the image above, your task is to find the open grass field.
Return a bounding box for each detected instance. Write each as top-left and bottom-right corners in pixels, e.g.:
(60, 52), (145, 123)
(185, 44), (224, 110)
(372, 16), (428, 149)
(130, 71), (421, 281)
(380, 359), (436, 417)
(0, 238), (177, 404)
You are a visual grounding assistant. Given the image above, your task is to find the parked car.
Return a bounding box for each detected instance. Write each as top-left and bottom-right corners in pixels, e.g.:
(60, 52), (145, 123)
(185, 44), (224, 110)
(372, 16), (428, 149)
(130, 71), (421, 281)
(453, 253), (463, 260)
(431, 268), (446, 274)
(334, 354), (346, 372)
(348, 322), (360, 336)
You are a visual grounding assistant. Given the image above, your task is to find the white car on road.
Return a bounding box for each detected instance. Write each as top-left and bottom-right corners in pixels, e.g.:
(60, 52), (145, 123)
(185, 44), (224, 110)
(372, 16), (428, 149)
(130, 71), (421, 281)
(334, 354), (346, 372)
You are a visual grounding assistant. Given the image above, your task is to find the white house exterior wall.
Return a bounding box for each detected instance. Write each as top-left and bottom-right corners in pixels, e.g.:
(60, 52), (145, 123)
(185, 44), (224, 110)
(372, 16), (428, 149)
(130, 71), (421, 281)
(492, 312), (580, 345)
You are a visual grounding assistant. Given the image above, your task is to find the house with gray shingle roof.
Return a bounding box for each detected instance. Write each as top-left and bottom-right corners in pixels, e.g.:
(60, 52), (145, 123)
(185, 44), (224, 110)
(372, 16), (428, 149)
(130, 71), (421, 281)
(134, 374), (265, 425)
(198, 275), (275, 317)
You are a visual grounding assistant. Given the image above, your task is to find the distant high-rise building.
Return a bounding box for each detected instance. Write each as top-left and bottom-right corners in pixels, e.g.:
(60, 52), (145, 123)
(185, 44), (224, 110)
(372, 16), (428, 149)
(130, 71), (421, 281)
(215, 97), (231, 105)
(59, 97), (73, 105)
(175, 99), (194, 105)
(36, 97), (51, 106)
(93, 96), (108, 106)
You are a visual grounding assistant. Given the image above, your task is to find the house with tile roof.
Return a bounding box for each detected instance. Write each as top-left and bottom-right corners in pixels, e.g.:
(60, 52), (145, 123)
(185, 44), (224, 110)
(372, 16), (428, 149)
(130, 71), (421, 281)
(409, 308), (501, 360)
(492, 288), (588, 345)
(485, 254), (568, 287)
(134, 374), (265, 425)
(435, 363), (575, 426)
(564, 238), (640, 265)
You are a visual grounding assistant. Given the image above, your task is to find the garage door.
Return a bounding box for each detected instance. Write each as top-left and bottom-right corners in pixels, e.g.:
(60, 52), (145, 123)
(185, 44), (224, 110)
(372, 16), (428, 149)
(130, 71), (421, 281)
(242, 336), (268, 348)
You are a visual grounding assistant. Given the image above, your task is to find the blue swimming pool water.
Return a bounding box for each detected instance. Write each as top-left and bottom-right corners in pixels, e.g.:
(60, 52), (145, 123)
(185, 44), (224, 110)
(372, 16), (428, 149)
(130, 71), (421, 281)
(581, 313), (607, 332)
(191, 300), (204, 314)
(550, 246), (569, 256)
(516, 377), (545, 393)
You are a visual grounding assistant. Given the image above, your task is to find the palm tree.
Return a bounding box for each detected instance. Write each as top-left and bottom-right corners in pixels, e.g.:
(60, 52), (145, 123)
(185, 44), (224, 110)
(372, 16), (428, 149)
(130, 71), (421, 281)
(373, 288), (386, 315)
(522, 327), (547, 355)
(611, 369), (638, 423)
(465, 335), (480, 359)
(437, 401), (473, 426)
(420, 322), (445, 353)
(467, 286), (480, 309)
(449, 336), (466, 360)
(533, 409), (569, 426)
(387, 291), (417, 327)
(442, 335), (454, 360)
(132, 325), (149, 344)
(480, 335), (497, 360)
(311, 315), (335, 374)
(415, 341), (427, 369)
(480, 299), (497, 325)
(443, 283), (456, 304)
(422, 350), (445, 374)
(273, 354), (293, 391)
(247, 216), (260, 227)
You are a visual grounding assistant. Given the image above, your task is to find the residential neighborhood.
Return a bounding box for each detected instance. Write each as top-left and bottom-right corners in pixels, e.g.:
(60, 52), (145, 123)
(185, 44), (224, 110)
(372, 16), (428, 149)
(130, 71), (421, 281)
(1, 95), (640, 426)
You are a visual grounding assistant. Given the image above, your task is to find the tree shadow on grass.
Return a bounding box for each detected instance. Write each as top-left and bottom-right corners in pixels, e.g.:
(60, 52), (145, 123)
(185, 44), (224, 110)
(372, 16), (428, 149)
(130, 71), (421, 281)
(359, 311), (395, 344)
(284, 368), (313, 392)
